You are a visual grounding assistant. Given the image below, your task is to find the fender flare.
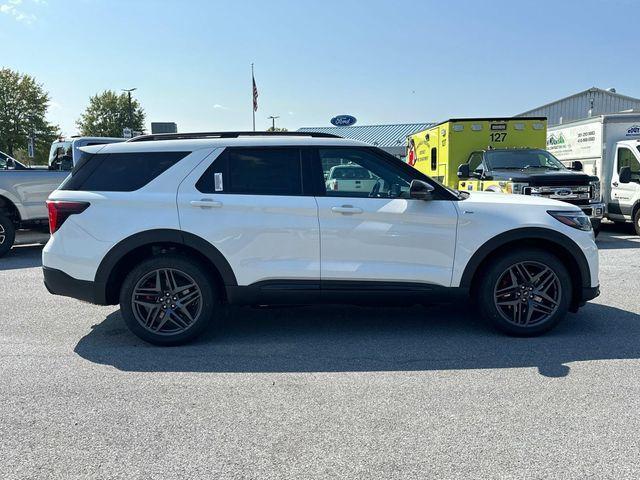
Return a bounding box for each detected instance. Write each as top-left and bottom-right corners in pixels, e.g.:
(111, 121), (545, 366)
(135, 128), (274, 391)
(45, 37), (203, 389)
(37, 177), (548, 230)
(94, 229), (237, 304)
(459, 227), (591, 289)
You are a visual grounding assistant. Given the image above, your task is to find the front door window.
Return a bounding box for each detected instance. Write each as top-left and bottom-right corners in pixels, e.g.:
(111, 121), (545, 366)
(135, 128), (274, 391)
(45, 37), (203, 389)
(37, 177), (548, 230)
(319, 148), (412, 198)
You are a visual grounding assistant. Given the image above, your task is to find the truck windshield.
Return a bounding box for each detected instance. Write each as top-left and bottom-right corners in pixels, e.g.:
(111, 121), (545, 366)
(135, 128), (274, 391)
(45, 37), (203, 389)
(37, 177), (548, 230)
(485, 149), (566, 171)
(49, 141), (73, 170)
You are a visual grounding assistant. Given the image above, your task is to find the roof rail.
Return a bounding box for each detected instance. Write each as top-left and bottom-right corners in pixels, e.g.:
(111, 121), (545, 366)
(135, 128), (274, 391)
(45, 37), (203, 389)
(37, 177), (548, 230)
(128, 131), (341, 142)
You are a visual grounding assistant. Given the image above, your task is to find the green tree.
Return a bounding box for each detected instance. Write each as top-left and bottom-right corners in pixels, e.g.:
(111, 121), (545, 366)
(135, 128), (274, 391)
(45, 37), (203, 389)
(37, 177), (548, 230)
(76, 90), (145, 137)
(267, 126), (288, 132)
(0, 68), (58, 164)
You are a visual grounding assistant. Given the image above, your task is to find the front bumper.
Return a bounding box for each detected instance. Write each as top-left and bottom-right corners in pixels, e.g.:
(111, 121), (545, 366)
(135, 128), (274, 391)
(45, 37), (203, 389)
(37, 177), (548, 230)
(579, 202), (605, 220)
(572, 285), (600, 311)
(582, 285), (600, 302)
(43, 266), (100, 304)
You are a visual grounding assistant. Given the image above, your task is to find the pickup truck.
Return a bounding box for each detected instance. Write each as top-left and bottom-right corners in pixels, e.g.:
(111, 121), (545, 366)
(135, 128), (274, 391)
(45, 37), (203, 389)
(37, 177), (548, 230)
(325, 164), (380, 195)
(0, 137), (126, 257)
(0, 151), (68, 257)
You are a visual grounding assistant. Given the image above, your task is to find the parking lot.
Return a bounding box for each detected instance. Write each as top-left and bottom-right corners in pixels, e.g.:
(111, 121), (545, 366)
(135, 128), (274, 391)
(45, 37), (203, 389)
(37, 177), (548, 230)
(1, 224), (639, 479)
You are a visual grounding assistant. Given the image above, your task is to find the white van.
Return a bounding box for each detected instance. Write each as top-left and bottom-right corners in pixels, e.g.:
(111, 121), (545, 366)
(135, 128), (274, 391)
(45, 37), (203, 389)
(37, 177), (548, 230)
(48, 136), (125, 171)
(547, 113), (640, 234)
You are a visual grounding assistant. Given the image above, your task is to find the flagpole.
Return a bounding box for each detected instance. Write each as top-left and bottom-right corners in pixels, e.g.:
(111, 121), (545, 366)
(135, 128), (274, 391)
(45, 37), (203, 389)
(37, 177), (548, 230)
(251, 63), (255, 132)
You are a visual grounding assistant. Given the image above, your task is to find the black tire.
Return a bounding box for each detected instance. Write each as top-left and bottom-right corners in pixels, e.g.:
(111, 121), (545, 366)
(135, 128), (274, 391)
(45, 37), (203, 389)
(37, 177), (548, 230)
(0, 214), (16, 258)
(475, 248), (572, 336)
(634, 209), (640, 237)
(119, 254), (220, 346)
(591, 219), (601, 238)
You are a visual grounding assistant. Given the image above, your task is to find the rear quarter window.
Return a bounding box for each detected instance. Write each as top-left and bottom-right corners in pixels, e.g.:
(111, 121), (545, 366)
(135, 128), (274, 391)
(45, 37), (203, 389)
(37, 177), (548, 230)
(60, 151), (189, 192)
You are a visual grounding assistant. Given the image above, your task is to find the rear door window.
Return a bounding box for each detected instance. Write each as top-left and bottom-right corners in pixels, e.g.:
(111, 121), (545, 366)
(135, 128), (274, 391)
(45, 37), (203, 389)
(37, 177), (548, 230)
(60, 151), (189, 192)
(196, 147), (303, 196)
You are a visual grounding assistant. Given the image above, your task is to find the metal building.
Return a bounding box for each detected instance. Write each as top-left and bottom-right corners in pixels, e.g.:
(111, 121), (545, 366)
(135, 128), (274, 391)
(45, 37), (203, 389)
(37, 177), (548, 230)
(518, 87), (640, 126)
(297, 123), (434, 158)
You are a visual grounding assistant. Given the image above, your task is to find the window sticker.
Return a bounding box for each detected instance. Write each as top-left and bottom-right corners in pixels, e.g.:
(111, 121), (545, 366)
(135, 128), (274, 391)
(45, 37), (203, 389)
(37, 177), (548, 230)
(214, 172), (223, 191)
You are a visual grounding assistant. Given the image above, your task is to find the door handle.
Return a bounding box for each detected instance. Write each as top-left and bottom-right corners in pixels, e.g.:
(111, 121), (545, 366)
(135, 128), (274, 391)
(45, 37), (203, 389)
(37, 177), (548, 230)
(331, 205), (363, 214)
(612, 182), (619, 187)
(190, 199), (223, 208)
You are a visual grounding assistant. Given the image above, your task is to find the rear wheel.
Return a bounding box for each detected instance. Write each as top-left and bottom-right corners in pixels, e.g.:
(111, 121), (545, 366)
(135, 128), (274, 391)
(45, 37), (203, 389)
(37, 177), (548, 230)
(0, 214), (16, 258)
(475, 249), (572, 336)
(634, 209), (640, 236)
(119, 255), (220, 345)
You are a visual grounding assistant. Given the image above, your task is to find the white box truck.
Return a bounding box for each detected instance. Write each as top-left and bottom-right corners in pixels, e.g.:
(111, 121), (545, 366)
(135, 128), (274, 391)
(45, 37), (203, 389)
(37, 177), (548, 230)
(547, 113), (640, 235)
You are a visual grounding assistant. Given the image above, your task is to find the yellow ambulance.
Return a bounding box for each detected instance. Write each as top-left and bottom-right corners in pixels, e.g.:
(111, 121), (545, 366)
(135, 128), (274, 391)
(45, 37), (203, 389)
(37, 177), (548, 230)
(406, 117), (547, 191)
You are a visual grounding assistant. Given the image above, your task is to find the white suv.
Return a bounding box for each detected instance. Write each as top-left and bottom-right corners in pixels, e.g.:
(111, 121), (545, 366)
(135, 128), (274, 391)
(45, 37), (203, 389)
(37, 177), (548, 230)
(42, 132), (600, 345)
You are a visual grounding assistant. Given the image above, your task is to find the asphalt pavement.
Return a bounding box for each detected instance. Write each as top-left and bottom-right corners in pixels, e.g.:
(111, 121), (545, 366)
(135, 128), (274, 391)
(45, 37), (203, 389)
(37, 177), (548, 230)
(1, 224), (639, 479)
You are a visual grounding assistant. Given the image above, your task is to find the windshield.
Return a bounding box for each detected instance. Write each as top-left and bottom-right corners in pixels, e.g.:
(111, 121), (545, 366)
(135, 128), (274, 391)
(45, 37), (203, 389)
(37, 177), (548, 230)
(49, 141), (73, 170)
(485, 149), (566, 170)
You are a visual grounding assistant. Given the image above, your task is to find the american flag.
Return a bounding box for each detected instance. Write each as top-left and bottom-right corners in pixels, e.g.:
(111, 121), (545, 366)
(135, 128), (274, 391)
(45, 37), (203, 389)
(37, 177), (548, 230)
(252, 74), (258, 112)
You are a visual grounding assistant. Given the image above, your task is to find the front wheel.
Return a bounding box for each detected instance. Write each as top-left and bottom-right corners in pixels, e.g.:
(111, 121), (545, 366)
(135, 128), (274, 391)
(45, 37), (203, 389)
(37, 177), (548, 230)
(0, 214), (16, 258)
(119, 255), (220, 345)
(475, 249), (572, 336)
(634, 209), (640, 237)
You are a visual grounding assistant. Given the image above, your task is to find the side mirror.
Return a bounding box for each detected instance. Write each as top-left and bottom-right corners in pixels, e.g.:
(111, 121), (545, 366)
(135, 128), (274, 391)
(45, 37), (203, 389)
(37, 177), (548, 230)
(410, 179), (435, 200)
(619, 166), (632, 184)
(571, 160), (583, 171)
(457, 164), (470, 179)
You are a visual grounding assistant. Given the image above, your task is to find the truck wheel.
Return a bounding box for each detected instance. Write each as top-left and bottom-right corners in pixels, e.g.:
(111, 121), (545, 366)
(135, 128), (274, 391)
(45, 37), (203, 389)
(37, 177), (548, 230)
(475, 249), (572, 336)
(634, 209), (640, 237)
(591, 219), (601, 238)
(119, 254), (220, 346)
(0, 214), (16, 258)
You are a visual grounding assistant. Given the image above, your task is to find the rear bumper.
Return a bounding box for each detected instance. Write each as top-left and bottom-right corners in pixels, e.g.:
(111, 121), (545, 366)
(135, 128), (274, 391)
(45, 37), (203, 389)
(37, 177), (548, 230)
(43, 266), (102, 304)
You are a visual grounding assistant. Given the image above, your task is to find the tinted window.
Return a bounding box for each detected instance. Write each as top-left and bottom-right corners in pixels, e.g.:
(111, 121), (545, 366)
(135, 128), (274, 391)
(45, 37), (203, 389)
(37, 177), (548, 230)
(60, 151), (189, 192)
(430, 147), (437, 171)
(197, 148), (302, 195)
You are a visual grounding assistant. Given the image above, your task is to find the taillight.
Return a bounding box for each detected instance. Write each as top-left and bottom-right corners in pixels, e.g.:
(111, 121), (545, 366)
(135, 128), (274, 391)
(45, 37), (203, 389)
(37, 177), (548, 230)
(46, 201), (90, 234)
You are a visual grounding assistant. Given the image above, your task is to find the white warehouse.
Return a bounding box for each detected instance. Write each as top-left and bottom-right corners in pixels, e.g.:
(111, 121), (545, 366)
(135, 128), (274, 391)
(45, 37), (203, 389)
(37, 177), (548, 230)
(518, 87), (640, 126)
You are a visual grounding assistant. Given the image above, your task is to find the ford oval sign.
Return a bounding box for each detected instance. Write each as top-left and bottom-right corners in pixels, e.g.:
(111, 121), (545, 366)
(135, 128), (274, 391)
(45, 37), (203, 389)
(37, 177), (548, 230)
(331, 115), (357, 127)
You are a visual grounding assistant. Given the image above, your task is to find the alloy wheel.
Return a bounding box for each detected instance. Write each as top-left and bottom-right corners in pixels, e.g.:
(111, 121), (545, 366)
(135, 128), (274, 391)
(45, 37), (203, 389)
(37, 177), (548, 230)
(131, 268), (203, 336)
(493, 261), (561, 327)
(0, 223), (5, 245)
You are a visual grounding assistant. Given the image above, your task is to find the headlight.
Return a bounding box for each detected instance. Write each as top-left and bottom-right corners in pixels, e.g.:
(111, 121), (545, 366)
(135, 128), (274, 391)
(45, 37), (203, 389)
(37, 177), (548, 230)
(548, 210), (592, 231)
(507, 182), (529, 194)
(589, 180), (601, 203)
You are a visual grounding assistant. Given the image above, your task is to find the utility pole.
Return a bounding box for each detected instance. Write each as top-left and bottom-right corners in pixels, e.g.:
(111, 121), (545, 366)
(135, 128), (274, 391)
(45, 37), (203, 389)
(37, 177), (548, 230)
(268, 115), (280, 131)
(122, 88), (137, 129)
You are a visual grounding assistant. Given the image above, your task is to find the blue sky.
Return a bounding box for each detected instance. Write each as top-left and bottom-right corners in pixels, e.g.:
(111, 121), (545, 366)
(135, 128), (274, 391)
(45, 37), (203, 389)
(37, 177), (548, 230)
(1, 0), (638, 135)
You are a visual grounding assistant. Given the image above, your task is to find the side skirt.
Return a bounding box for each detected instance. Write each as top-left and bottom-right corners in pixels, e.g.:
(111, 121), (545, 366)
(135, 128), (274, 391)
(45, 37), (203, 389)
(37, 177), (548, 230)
(226, 280), (468, 306)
